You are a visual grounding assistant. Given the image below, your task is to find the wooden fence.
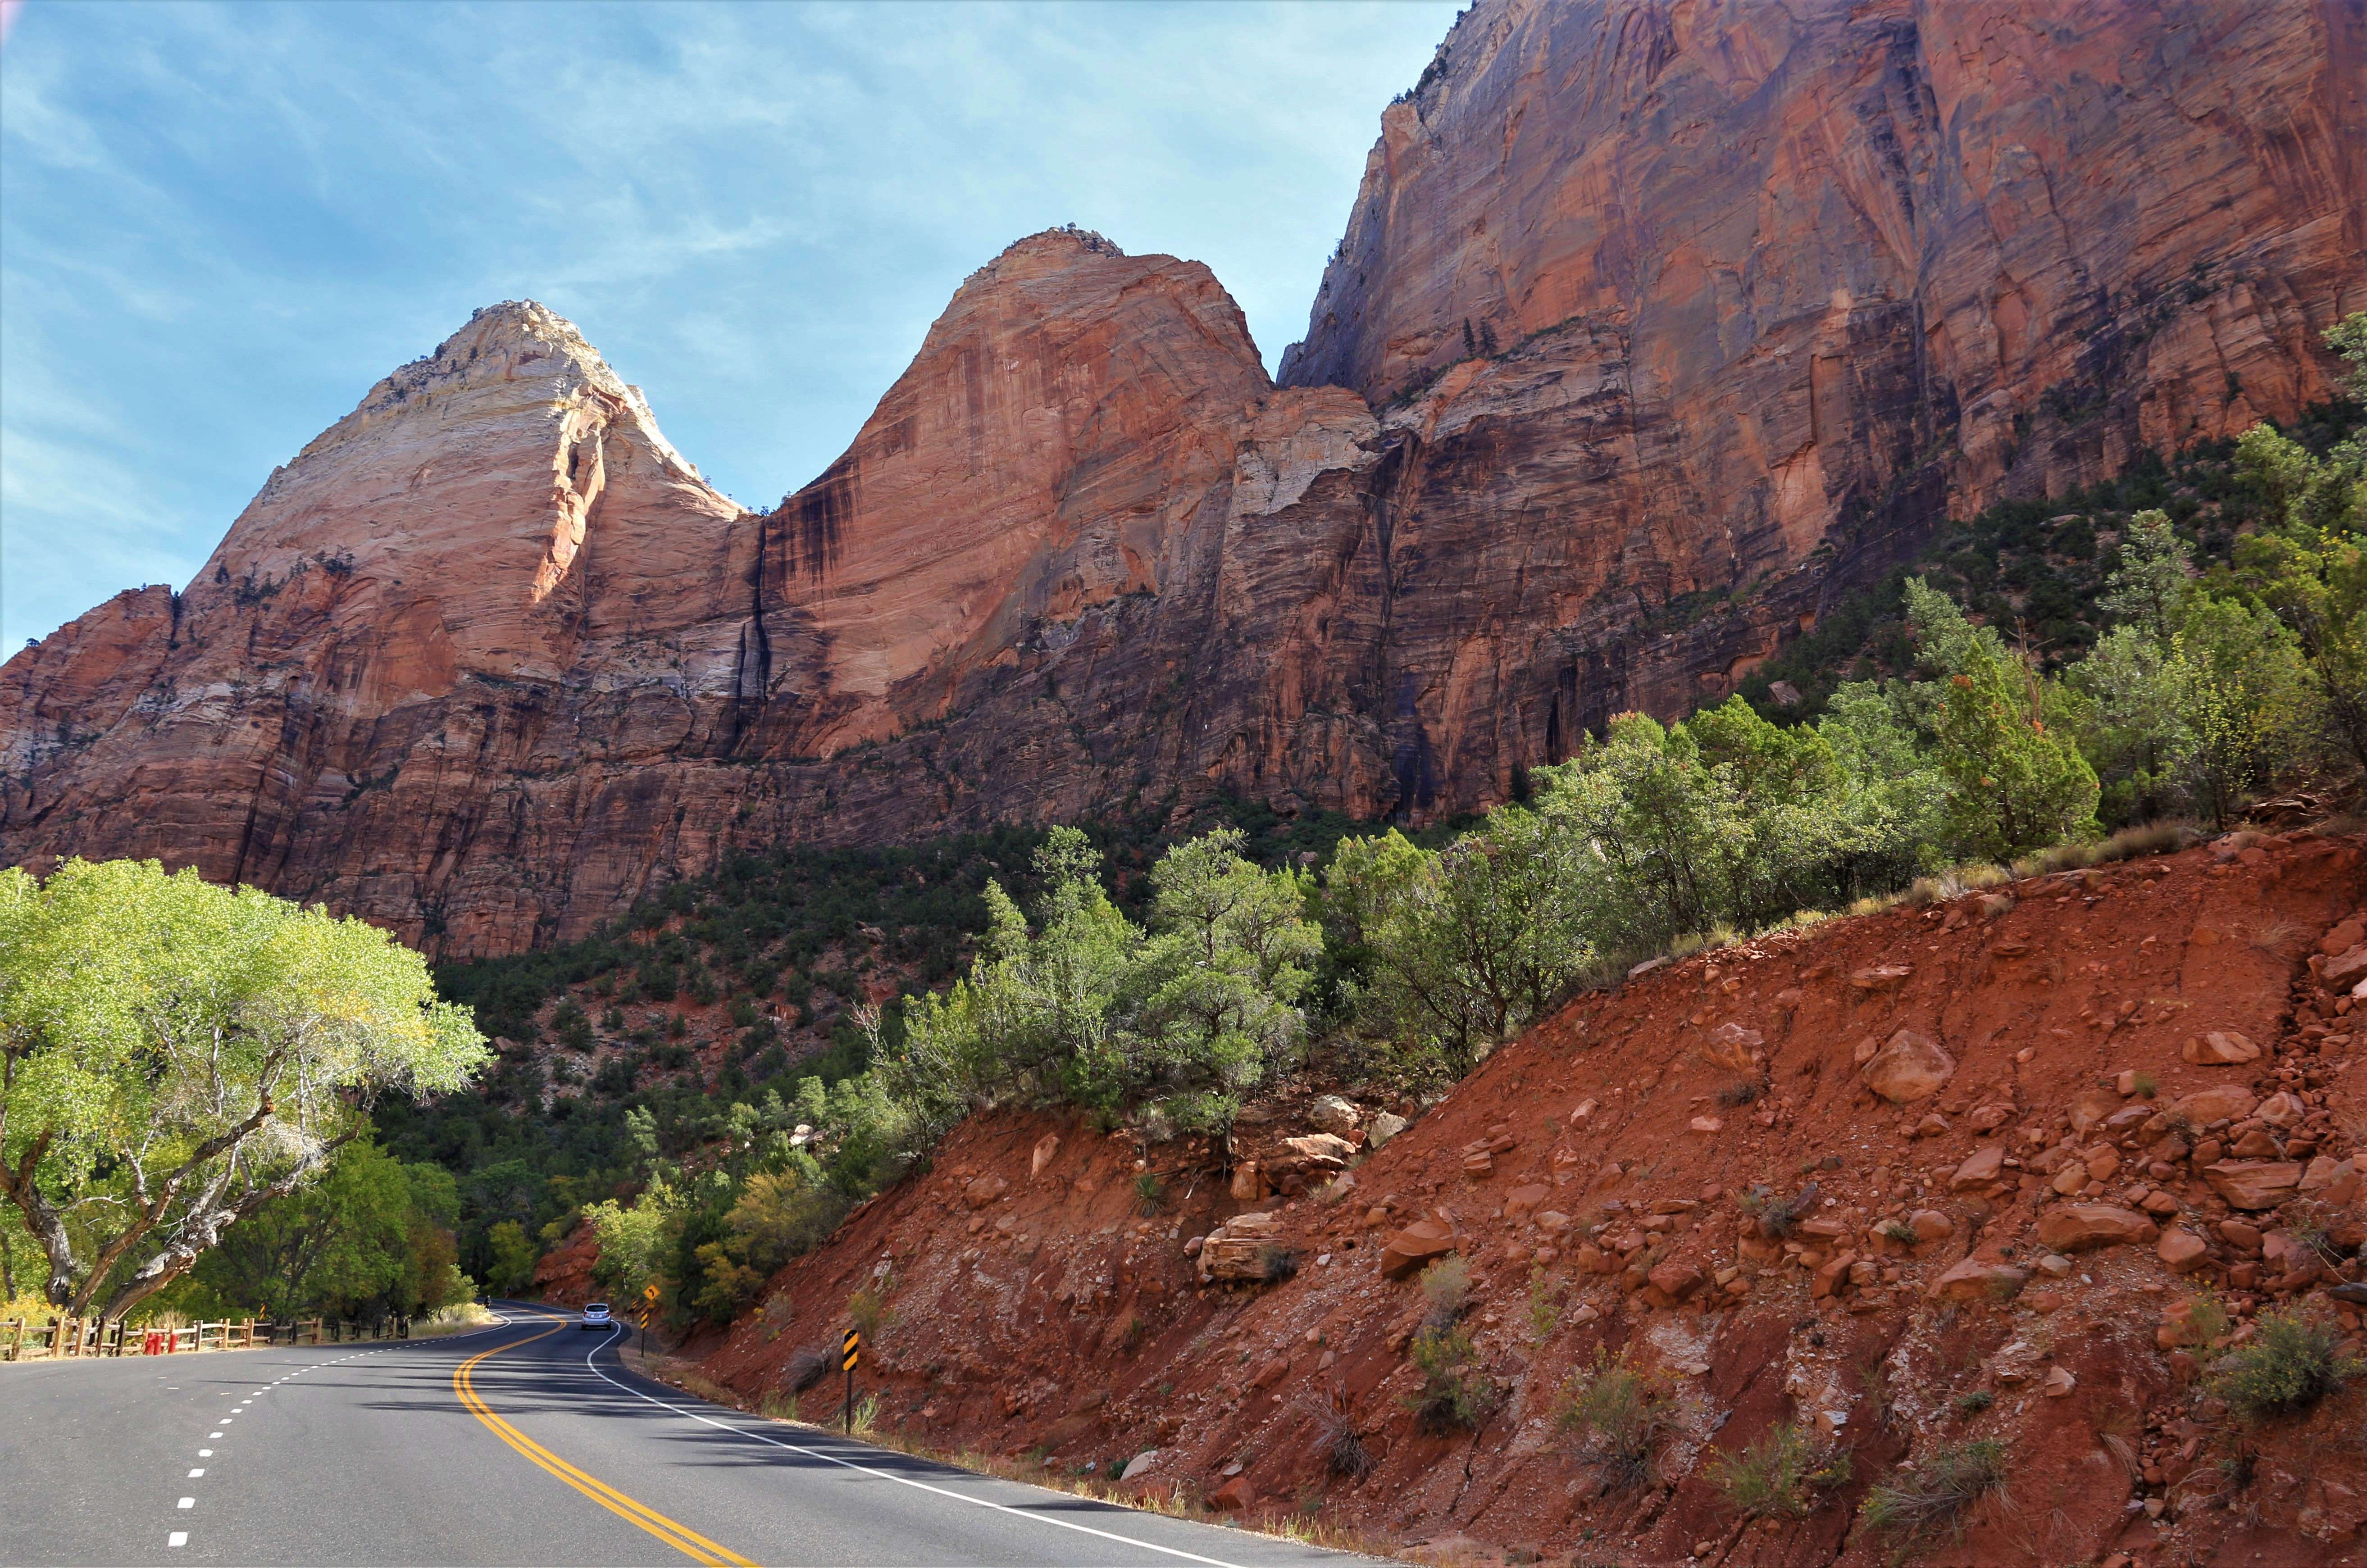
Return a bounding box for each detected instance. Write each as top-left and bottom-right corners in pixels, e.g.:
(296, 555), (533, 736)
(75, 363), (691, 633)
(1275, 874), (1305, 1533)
(2, 1313), (414, 1362)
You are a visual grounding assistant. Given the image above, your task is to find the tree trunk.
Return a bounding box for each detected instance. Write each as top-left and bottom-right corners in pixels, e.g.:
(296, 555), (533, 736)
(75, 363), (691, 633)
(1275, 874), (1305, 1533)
(0, 1133), (80, 1308)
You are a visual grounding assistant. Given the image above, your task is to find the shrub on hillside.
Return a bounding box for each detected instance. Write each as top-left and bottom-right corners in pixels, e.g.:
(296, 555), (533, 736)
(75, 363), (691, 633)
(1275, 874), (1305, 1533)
(1405, 1324), (1496, 1433)
(1708, 1422), (1851, 1519)
(1554, 1349), (1675, 1491)
(1862, 1439), (2007, 1544)
(2207, 1310), (2362, 1422)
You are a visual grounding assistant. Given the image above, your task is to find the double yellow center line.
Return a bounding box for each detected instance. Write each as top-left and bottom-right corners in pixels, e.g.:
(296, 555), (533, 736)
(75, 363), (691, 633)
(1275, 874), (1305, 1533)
(453, 1321), (757, 1566)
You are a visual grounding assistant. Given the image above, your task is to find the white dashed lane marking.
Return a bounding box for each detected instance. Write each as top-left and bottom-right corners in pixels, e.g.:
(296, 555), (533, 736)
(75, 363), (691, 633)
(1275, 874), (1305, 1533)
(168, 1531), (187, 1548)
(176, 1497), (194, 1509)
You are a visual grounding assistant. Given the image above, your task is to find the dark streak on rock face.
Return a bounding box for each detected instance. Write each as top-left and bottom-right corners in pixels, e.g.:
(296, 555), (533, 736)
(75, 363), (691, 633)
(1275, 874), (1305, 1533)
(787, 457), (854, 585)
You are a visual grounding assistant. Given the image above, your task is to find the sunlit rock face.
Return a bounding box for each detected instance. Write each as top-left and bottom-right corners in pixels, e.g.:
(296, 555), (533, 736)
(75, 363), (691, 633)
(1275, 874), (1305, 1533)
(1274, 0), (2364, 777)
(2, 302), (763, 952)
(0, 250), (1402, 952)
(5, 0), (2359, 954)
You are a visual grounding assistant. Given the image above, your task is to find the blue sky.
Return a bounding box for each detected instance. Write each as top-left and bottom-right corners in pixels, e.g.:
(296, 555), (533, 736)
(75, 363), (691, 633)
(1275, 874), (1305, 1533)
(0, 0), (1457, 650)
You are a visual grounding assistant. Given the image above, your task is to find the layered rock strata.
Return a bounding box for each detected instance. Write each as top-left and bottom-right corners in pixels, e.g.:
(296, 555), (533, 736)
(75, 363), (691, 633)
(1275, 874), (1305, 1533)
(5, 0), (2362, 953)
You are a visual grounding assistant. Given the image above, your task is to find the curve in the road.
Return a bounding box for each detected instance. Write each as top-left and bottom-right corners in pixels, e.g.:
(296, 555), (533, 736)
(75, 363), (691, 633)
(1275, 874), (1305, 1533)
(575, 1326), (1254, 1568)
(3, 1303), (1364, 1567)
(455, 1320), (758, 1567)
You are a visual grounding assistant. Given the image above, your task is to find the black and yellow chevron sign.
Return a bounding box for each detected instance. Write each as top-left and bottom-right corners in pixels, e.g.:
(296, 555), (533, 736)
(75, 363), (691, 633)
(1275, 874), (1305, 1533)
(841, 1328), (860, 1372)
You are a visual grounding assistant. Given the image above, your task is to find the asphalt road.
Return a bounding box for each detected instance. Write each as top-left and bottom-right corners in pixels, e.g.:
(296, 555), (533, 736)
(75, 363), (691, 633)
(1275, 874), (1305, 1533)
(0, 1303), (1363, 1567)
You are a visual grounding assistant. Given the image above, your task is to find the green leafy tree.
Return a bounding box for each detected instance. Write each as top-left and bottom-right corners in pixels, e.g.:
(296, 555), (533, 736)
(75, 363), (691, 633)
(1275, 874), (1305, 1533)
(2070, 625), (2197, 825)
(685, 1167), (849, 1321)
(484, 1219), (539, 1296)
(2176, 593), (2320, 827)
(1131, 827), (1321, 1118)
(1538, 713), (1745, 947)
(0, 859), (487, 1322)
(188, 1141), (459, 1317)
(584, 1182), (678, 1302)
(888, 827), (1319, 1120)
(1327, 803), (1596, 1085)
(2220, 314), (2367, 767)
(2097, 510), (2194, 644)
(1810, 684), (1948, 892)
(1903, 579), (2098, 859)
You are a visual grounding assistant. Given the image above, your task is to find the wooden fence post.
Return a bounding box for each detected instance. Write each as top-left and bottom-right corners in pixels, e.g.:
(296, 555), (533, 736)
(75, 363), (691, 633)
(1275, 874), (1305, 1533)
(2, 1317), (20, 1362)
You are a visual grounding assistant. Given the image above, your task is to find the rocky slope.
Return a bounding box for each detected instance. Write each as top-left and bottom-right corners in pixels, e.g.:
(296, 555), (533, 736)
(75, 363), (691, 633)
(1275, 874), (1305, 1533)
(696, 830), (2367, 1567)
(5, 0), (2362, 953)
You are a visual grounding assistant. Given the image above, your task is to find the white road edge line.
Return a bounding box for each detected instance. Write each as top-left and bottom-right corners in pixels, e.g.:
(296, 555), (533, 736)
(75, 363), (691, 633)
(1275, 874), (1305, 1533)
(577, 1323), (1255, 1568)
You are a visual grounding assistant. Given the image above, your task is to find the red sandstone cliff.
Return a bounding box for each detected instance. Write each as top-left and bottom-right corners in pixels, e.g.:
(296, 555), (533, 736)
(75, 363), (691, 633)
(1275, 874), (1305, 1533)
(5, 1), (2362, 952)
(1275, 0), (2366, 778)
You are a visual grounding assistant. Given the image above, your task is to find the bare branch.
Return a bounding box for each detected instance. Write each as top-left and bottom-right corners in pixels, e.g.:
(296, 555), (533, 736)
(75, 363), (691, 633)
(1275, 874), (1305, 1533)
(96, 1125), (360, 1325)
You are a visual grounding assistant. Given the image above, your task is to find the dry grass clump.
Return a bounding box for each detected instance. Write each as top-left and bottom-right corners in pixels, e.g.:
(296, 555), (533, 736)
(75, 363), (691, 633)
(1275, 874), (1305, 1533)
(1665, 925), (1742, 960)
(1554, 1348), (1676, 1491)
(1256, 1244), (1299, 1284)
(2090, 820), (2201, 861)
(1708, 1422), (1851, 1519)
(1417, 1254), (1472, 1327)
(411, 1301), (501, 1336)
(1737, 1180), (1819, 1240)
(847, 1274), (895, 1341)
(1862, 1439), (2007, 1543)
(2012, 820), (2201, 879)
(1716, 1075), (1768, 1109)
(784, 1346), (832, 1392)
(1526, 1265), (1564, 1343)
(1302, 1388), (1374, 1482)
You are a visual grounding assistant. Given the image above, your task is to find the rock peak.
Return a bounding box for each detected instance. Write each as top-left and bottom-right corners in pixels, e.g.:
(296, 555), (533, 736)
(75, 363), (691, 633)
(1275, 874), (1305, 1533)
(998, 225), (1126, 263)
(958, 227), (1131, 293)
(283, 300), (662, 477)
(386, 299), (622, 397)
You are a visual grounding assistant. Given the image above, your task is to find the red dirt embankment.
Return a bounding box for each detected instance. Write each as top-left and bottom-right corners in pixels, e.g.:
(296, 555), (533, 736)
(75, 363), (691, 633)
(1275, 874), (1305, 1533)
(704, 832), (2367, 1566)
(531, 1224), (600, 1307)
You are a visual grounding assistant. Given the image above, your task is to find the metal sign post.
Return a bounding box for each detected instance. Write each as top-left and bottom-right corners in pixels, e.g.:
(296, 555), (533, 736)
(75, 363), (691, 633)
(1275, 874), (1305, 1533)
(841, 1328), (860, 1435)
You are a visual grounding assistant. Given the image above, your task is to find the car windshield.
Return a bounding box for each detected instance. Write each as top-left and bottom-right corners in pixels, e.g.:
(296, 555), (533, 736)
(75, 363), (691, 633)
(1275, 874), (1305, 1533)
(586, 1303), (607, 1312)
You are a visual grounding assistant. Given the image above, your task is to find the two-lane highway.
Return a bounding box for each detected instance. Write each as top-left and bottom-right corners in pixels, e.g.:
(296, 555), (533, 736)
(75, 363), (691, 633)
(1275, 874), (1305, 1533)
(1, 1305), (1363, 1565)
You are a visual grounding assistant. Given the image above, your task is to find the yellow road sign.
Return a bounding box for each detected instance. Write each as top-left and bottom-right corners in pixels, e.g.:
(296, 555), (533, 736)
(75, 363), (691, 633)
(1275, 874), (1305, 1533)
(841, 1328), (860, 1372)
(643, 1283), (660, 1302)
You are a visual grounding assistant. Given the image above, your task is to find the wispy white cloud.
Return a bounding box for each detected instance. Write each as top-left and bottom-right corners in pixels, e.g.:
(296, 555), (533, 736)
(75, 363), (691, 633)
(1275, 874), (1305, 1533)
(0, 0), (1456, 647)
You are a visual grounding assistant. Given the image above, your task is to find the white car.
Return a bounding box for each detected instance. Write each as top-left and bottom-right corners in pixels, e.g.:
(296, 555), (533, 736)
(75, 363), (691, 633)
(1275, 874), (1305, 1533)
(580, 1301), (611, 1331)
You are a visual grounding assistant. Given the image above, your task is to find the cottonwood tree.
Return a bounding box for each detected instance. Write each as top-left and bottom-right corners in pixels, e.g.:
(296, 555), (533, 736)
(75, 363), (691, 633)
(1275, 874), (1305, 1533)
(0, 859), (487, 1323)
